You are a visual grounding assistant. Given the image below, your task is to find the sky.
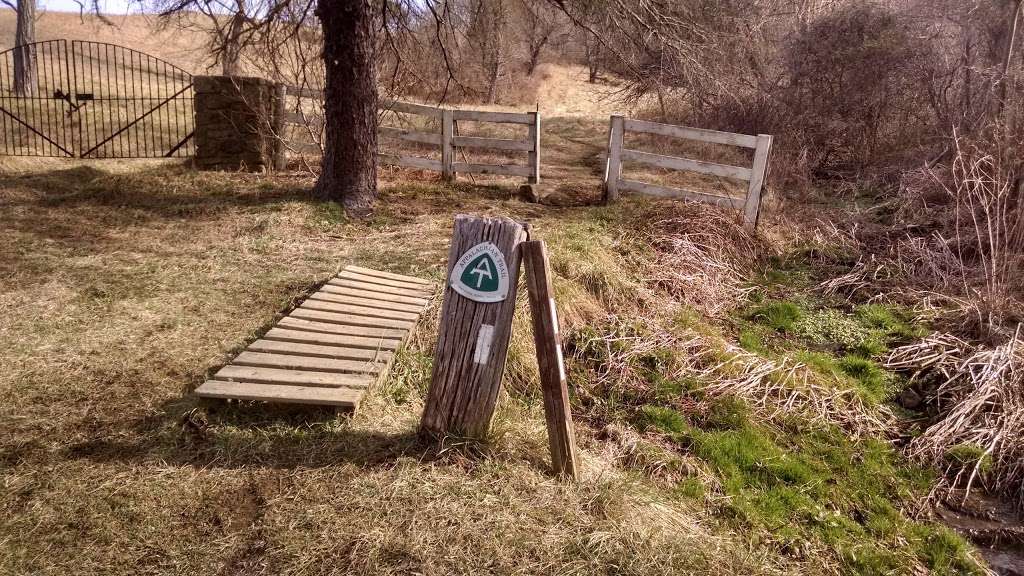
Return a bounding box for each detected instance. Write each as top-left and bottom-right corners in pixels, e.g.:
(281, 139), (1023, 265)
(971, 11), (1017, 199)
(37, 0), (141, 14)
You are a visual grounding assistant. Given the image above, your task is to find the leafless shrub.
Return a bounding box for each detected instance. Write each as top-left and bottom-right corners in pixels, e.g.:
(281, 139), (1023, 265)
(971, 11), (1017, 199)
(895, 134), (1024, 337)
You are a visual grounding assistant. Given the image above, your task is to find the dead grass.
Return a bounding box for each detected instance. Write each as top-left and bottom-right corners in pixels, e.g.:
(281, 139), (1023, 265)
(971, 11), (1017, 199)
(1, 159), (804, 575)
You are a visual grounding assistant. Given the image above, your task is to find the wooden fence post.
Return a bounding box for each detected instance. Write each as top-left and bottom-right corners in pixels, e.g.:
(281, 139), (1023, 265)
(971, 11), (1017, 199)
(421, 215), (528, 439)
(441, 108), (455, 182)
(743, 134), (773, 229)
(522, 240), (579, 479)
(271, 82), (287, 171)
(604, 115), (624, 203)
(528, 111), (541, 184)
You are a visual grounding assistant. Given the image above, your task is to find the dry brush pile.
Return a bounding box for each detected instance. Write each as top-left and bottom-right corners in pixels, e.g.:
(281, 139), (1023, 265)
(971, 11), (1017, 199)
(887, 329), (1024, 508)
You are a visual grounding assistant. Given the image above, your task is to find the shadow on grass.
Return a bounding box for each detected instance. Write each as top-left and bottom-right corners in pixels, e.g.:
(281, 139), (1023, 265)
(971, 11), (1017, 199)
(61, 392), (492, 472)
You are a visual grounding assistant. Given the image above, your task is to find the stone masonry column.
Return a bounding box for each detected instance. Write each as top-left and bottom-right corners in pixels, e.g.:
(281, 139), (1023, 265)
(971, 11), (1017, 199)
(193, 75), (281, 171)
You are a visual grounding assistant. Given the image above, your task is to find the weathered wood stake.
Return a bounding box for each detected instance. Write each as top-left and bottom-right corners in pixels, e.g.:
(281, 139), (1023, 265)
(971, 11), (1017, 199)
(421, 215), (528, 439)
(522, 240), (580, 479)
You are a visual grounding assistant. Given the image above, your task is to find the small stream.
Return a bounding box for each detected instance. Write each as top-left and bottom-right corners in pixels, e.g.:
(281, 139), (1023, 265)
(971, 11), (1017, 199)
(937, 491), (1024, 575)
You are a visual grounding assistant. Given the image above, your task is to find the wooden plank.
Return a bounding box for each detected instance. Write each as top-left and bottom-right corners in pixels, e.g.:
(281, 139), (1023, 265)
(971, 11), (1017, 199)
(288, 141), (321, 155)
(622, 118), (758, 148)
(247, 339), (394, 362)
(743, 134), (773, 229)
(264, 327), (402, 350)
(441, 108), (454, 181)
(285, 85), (322, 98)
(620, 148), (752, 181)
(213, 365), (374, 388)
(528, 112), (541, 184)
(451, 109), (533, 124)
(336, 270), (434, 293)
(278, 316), (408, 339)
(451, 135), (533, 151)
(307, 291), (424, 314)
(522, 240), (579, 480)
(450, 162), (532, 177)
(234, 351), (383, 374)
(299, 299), (419, 322)
(617, 179), (745, 210)
(379, 126), (442, 145)
(380, 98), (443, 118)
(319, 284), (430, 307)
(604, 115), (624, 202)
(378, 153), (443, 172)
(327, 278), (434, 299)
(421, 215), (528, 439)
(345, 265), (434, 286)
(196, 380), (361, 408)
(290, 307), (416, 331)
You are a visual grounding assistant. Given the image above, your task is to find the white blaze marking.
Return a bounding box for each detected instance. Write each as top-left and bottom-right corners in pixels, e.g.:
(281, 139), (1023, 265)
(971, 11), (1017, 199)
(548, 298), (566, 381)
(473, 324), (495, 364)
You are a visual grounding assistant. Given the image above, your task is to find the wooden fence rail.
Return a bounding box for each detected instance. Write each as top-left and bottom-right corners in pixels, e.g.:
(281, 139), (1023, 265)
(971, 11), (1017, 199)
(281, 86), (540, 184)
(604, 115), (772, 229)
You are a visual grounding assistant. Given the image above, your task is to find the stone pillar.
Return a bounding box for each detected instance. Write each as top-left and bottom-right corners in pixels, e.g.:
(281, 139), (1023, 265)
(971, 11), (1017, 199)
(193, 75), (281, 171)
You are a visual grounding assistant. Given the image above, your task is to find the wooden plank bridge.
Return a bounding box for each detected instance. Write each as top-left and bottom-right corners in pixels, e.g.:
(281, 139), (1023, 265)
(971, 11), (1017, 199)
(196, 265), (434, 408)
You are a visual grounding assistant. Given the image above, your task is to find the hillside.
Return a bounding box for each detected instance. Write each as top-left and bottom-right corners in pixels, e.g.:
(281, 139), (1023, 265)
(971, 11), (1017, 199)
(0, 10), (213, 72)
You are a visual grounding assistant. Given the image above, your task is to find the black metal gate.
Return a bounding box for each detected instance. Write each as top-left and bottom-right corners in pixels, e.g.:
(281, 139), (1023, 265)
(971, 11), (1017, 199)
(0, 39), (194, 158)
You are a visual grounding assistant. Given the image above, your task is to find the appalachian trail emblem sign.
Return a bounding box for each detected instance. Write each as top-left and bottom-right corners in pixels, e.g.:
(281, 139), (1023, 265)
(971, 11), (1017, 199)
(450, 242), (510, 303)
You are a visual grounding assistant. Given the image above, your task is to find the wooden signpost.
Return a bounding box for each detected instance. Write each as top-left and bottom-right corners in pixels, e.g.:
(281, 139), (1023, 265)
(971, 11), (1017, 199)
(522, 240), (579, 479)
(421, 215), (580, 479)
(421, 215), (528, 439)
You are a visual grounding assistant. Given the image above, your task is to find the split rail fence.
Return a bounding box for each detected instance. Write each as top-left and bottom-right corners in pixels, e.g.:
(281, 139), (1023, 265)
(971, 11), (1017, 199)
(282, 86), (540, 184)
(604, 115), (772, 228)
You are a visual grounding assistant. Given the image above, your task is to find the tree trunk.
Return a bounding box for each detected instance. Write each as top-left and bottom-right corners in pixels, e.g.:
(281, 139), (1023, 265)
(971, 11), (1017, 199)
(314, 0), (378, 214)
(221, 0), (246, 76)
(995, 0), (1022, 119)
(14, 0), (36, 97)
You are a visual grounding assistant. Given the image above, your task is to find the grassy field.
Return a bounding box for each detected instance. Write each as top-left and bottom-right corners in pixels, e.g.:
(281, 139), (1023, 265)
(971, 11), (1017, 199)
(0, 147), (989, 574)
(0, 16), (999, 572)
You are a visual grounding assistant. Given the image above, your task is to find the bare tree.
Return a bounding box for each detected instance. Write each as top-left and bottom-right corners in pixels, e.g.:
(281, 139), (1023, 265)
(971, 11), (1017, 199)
(467, 0), (508, 104)
(516, 0), (565, 76)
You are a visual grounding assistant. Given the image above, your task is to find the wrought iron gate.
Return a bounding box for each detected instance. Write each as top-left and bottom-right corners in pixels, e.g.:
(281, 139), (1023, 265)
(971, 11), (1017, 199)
(0, 39), (194, 158)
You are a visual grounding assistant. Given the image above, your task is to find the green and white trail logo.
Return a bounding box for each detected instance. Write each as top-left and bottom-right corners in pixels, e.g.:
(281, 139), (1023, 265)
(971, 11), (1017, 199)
(450, 242), (509, 303)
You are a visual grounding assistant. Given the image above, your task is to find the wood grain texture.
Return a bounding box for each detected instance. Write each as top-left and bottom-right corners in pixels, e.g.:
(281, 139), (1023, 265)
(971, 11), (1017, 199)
(451, 109), (533, 124)
(336, 270), (434, 293)
(523, 240), (580, 480)
(196, 380), (362, 407)
(213, 365), (374, 388)
(264, 327), (402, 350)
(617, 179), (745, 210)
(234, 351), (384, 374)
(277, 316), (408, 339)
(604, 115), (624, 202)
(307, 292), (425, 313)
(246, 339), (394, 362)
(620, 148), (752, 181)
(420, 215), (528, 439)
(528, 112), (541, 184)
(291, 307), (416, 330)
(346, 265), (434, 286)
(744, 134), (773, 229)
(196, 265), (432, 408)
(623, 118), (759, 148)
